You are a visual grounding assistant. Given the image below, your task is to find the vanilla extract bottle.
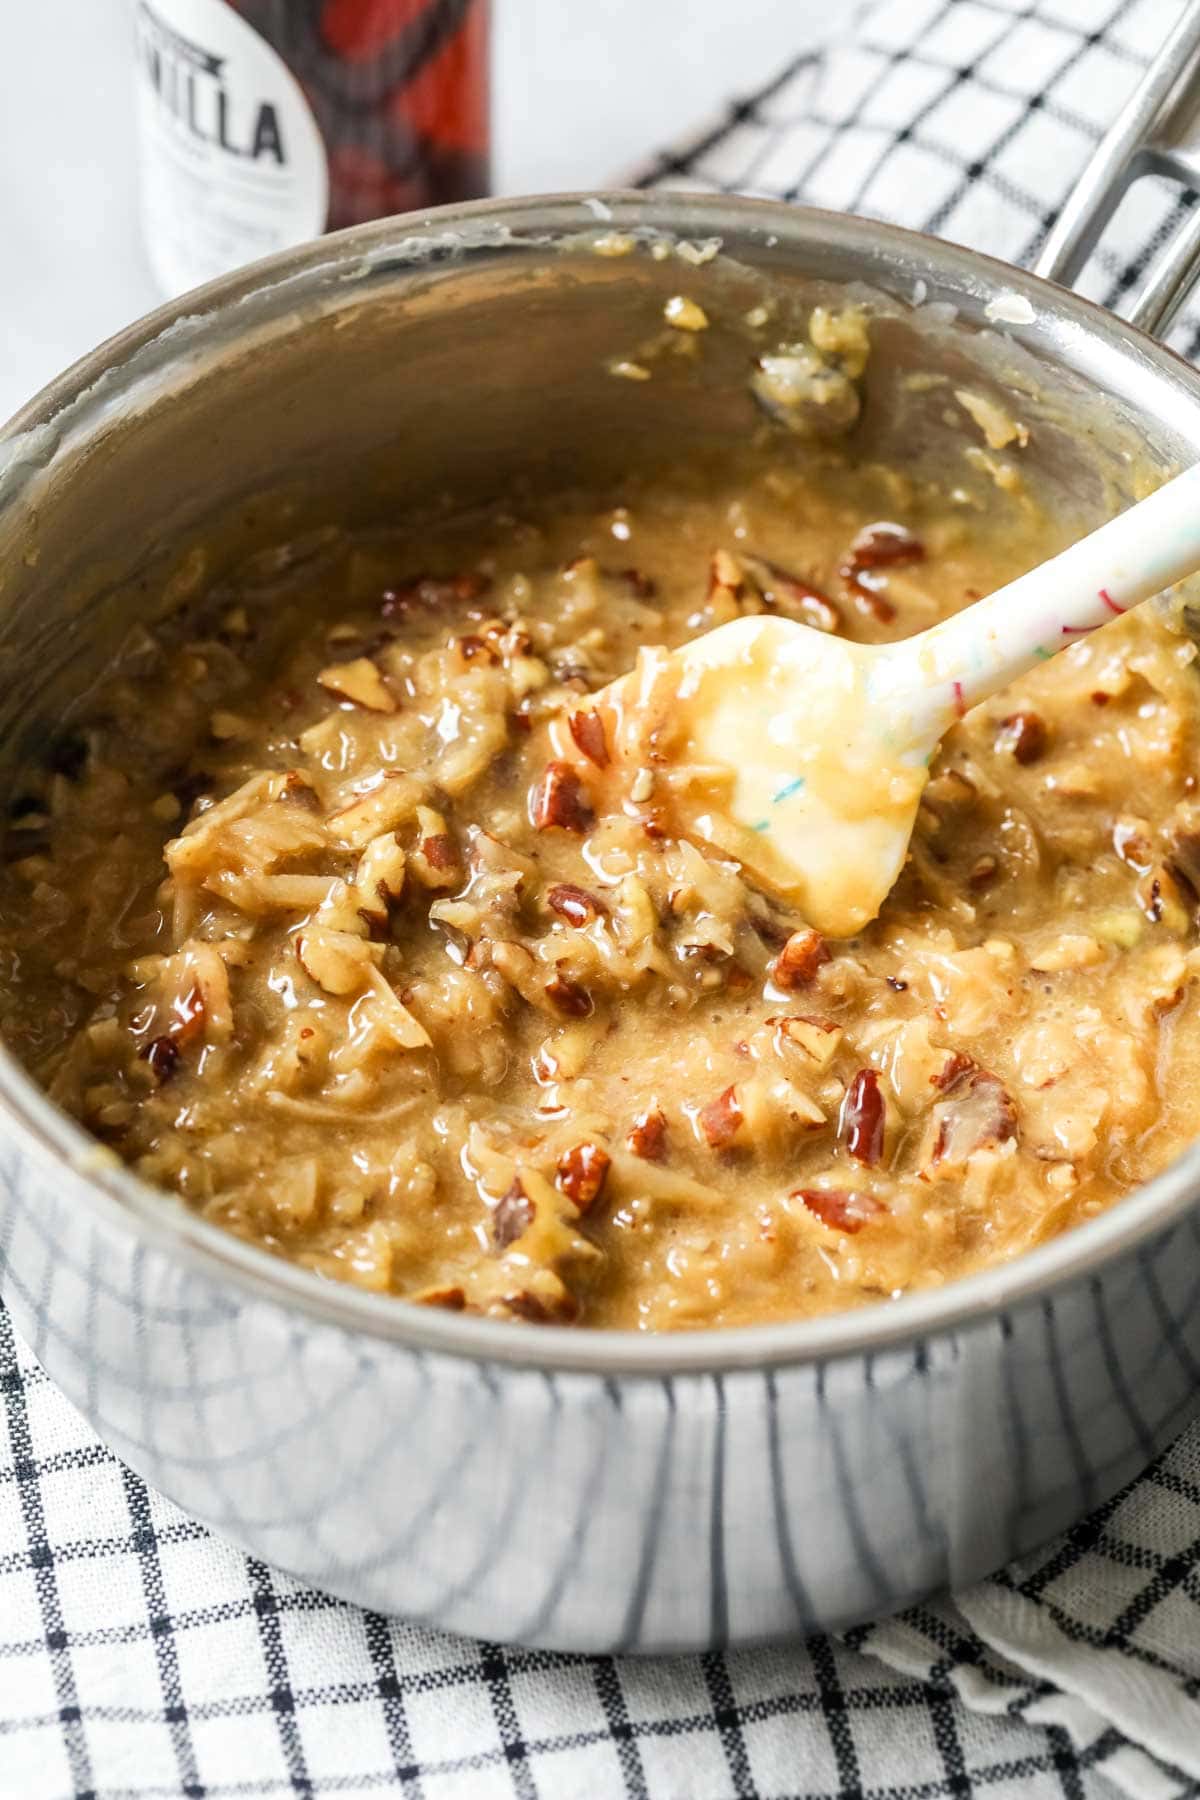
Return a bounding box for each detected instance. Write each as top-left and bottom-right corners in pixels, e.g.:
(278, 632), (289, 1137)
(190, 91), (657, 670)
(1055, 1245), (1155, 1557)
(134, 0), (490, 295)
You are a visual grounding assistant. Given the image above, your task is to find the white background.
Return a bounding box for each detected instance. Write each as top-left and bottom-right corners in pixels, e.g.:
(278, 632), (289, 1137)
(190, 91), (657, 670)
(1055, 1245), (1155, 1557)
(0, 1), (824, 424)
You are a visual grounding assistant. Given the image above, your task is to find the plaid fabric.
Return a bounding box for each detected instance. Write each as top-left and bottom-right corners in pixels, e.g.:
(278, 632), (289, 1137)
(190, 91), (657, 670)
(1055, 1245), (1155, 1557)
(633, 0), (1200, 357)
(5, 1), (1200, 1795)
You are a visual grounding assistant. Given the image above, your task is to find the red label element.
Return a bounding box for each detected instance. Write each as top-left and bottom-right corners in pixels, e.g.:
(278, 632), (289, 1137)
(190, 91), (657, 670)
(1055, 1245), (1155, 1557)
(233, 0), (490, 229)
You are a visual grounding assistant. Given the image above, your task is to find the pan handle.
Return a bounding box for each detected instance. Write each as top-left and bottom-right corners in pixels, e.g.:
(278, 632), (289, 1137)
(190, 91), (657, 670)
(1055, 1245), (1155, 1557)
(1034, 3), (1200, 339)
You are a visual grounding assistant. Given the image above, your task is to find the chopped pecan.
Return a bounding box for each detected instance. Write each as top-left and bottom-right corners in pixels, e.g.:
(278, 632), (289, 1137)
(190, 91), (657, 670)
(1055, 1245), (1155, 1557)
(415, 1286), (467, 1311)
(296, 926), (373, 996)
(772, 1014), (843, 1068)
(795, 1187), (886, 1234)
(933, 1049), (977, 1090)
(503, 1288), (580, 1324)
(707, 549), (745, 622)
(997, 710), (1047, 765)
(927, 1063), (1017, 1169)
(422, 834), (457, 871)
(842, 522), (926, 574)
(545, 973), (593, 1017)
(280, 770), (321, 810)
(355, 834), (406, 920)
(556, 1143), (611, 1213)
(492, 1179), (533, 1249)
(698, 1084), (744, 1150)
(546, 883), (607, 926)
(316, 656), (396, 714)
(531, 762), (594, 832)
(742, 553), (841, 633)
(1136, 865), (1191, 931)
(141, 1035), (180, 1083)
(454, 633), (498, 665)
(1114, 818), (1153, 873)
(567, 709), (610, 769)
(1163, 808), (1200, 897)
(170, 981), (206, 1045)
(626, 1107), (667, 1161)
(772, 929), (829, 990)
(1141, 874), (1165, 924)
(840, 1069), (885, 1166)
(381, 571), (491, 617)
(840, 523), (924, 622)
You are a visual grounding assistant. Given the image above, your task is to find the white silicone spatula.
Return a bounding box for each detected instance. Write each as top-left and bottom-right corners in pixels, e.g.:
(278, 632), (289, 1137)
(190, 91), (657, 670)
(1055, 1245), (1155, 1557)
(582, 463), (1200, 938)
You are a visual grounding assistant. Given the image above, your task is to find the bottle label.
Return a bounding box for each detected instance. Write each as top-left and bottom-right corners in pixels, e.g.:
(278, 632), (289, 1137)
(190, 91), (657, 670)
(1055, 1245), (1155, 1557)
(134, 0), (330, 295)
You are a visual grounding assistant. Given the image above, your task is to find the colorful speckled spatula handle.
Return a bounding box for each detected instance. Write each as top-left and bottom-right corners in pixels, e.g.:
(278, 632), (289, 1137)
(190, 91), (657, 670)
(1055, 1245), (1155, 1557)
(880, 461), (1200, 755)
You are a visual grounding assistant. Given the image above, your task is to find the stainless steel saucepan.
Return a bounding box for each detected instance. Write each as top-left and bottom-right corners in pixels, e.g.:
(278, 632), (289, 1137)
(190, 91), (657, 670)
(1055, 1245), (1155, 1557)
(3, 28), (1200, 1655)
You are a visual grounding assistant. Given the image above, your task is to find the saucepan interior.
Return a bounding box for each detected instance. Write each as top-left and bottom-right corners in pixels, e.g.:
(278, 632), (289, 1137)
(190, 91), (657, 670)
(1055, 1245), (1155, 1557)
(3, 191), (1200, 1373)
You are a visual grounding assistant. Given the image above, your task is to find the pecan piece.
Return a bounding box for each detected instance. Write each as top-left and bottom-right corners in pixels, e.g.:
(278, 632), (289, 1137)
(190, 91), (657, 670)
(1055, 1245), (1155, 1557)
(454, 633), (498, 665)
(567, 709), (610, 769)
(1163, 807), (1200, 896)
(546, 883), (607, 926)
(742, 553), (841, 633)
(842, 521), (925, 574)
(355, 834), (406, 921)
(927, 1063), (1017, 1171)
(381, 571), (491, 617)
(626, 1107), (667, 1161)
(932, 1049), (977, 1091)
(531, 762), (594, 832)
(141, 1035), (180, 1083)
(772, 929), (829, 990)
(840, 1069), (885, 1166)
(795, 1187), (886, 1234)
(772, 1014), (843, 1068)
(996, 710), (1047, 765)
(556, 1143), (611, 1213)
(296, 926), (373, 996)
(1114, 818), (1153, 873)
(411, 806), (460, 890)
(280, 770), (321, 810)
(840, 523), (924, 623)
(316, 656), (396, 714)
(707, 549), (745, 622)
(698, 1083), (744, 1150)
(545, 973), (593, 1017)
(170, 981), (206, 1045)
(415, 1286), (467, 1311)
(422, 833), (457, 871)
(492, 1179), (534, 1249)
(503, 1288), (581, 1324)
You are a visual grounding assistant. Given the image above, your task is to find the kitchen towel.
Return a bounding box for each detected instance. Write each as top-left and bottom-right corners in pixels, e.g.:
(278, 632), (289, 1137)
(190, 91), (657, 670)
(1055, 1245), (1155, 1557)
(4, 1), (1200, 1795)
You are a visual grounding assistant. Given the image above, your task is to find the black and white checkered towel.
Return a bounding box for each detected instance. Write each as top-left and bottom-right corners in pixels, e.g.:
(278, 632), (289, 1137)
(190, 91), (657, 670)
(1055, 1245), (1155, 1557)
(5, 2), (1200, 1795)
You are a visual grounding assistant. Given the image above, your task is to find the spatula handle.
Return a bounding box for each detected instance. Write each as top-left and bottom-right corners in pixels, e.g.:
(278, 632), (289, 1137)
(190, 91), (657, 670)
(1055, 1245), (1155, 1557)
(890, 461), (1200, 748)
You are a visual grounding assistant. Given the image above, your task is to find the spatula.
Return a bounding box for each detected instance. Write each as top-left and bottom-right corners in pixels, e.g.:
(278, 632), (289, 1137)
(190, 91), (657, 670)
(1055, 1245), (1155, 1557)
(582, 463), (1200, 937)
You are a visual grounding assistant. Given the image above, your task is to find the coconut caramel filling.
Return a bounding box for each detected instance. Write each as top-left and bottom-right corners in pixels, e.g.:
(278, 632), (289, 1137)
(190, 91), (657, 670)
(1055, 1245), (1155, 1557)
(3, 444), (1200, 1331)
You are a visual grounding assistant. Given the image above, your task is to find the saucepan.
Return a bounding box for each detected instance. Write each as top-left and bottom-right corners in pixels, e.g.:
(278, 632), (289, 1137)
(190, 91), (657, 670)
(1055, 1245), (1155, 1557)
(3, 31), (1200, 1655)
